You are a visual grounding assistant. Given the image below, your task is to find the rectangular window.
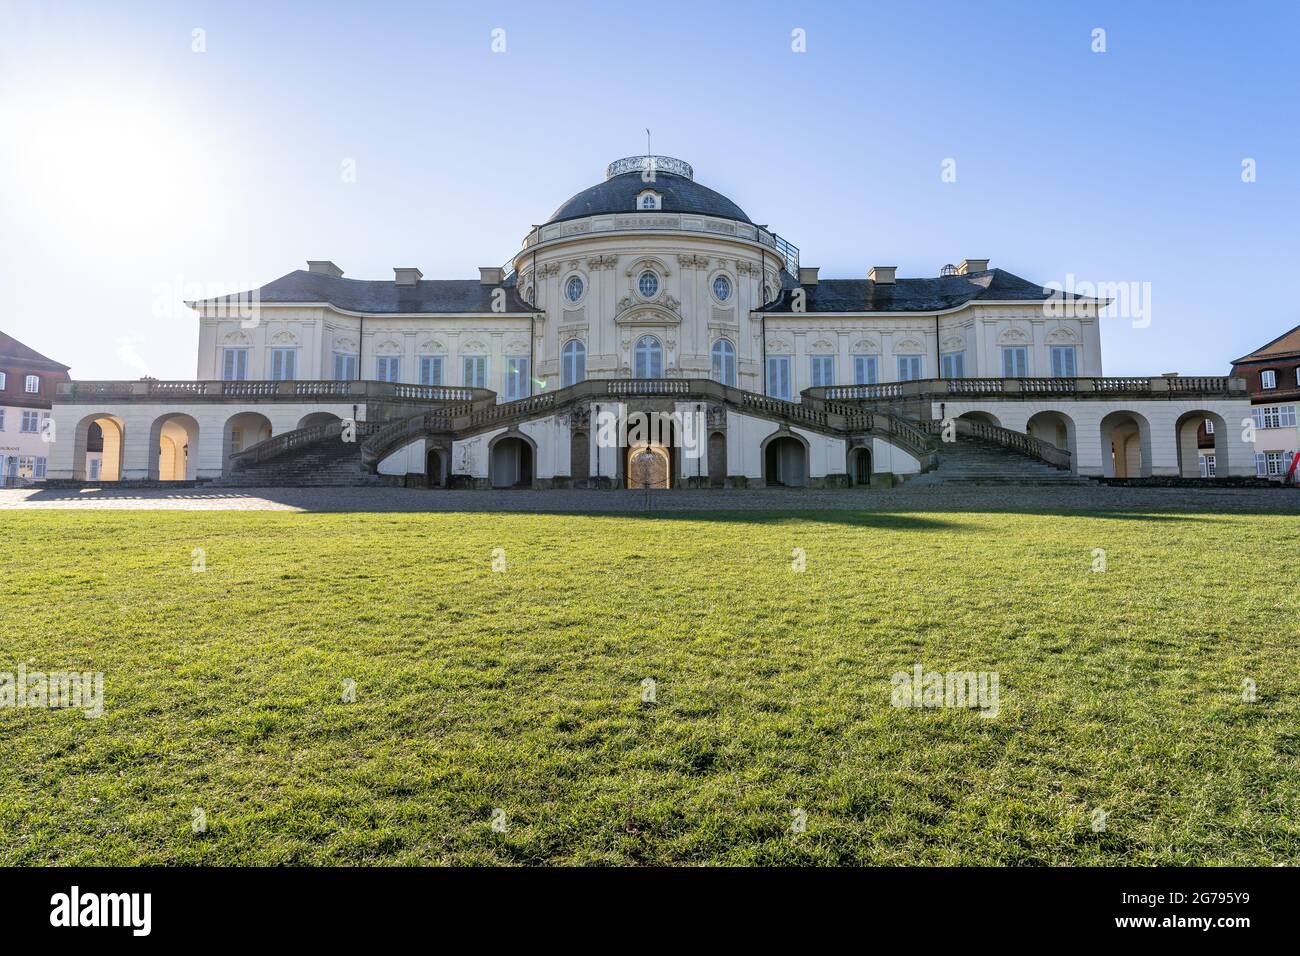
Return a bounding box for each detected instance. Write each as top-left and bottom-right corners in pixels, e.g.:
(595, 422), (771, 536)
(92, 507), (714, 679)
(269, 348), (297, 381)
(376, 356), (401, 382)
(940, 351), (965, 379)
(89, 458), (101, 481)
(0, 409), (5, 431)
(767, 356), (792, 400)
(34, 457), (47, 479)
(419, 356), (443, 386)
(24, 375), (39, 393)
(463, 356), (487, 389)
(852, 355), (878, 385)
(809, 355), (834, 388)
(1264, 450), (1285, 476)
(0, 372), (6, 390)
(333, 352), (357, 381)
(1261, 370), (1277, 389)
(504, 357), (530, 401)
(222, 348), (248, 381)
(1199, 454), (1216, 478)
(897, 355), (923, 382)
(1204, 418), (1214, 434)
(20, 410), (40, 433)
(1001, 346), (1028, 378)
(1254, 405), (1297, 429)
(1050, 346), (1077, 378)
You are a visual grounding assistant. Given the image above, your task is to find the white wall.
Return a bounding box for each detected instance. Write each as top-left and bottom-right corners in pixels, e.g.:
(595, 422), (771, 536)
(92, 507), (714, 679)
(935, 399), (1256, 476)
(47, 402), (358, 480)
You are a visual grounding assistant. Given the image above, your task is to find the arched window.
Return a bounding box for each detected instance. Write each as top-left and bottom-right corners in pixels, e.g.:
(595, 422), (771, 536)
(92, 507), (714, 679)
(635, 335), (662, 379)
(711, 338), (736, 386)
(562, 339), (586, 387)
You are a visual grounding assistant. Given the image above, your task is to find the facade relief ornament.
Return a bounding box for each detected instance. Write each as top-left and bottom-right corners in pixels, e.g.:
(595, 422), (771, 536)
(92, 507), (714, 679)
(1046, 327), (1078, 343)
(587, 255), (618, 270)
(767, 338), (793, 354)
(334, 336), (358, 353)
(374, 339), (403, 355)
(998, 328), (1030, 345)
(894, 339), (924, 354)
(269, 330), (299, 345)
(808, 337), (837, 354)
(850, 338), (880, 354)
(222, 330), (253, 346)
(417, 338), (447, 354)
(539, 262), (563, 277)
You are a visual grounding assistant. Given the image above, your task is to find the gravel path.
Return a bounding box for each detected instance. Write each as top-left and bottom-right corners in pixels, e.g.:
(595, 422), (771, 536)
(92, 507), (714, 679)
(1, 484), (1297, 513)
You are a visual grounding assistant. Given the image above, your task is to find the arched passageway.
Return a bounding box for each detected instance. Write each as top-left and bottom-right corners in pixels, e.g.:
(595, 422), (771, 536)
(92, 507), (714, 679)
(298, 412), (341, 430)
(1175, 410), (1229, 478)
(149, 413), (200, 481)
(490, 436), (534, 488)
(425, 447), (444, 487)
(1100, 410), (1153, 478)
(223, 412), (273, 475)
(1026, 410), (1078, 473)
(764, 435), (808, 487)
(849, 445), (872, 486)
(73, 414), (125, 481)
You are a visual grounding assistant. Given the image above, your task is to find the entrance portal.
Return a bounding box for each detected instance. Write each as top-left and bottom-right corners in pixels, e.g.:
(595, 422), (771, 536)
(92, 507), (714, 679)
(627, 446), (670, 489)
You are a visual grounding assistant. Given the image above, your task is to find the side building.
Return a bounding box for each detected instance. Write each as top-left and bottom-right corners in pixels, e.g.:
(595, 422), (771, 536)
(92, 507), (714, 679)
(1231, 325), (1300, 480)
(0, 331), (69, 486)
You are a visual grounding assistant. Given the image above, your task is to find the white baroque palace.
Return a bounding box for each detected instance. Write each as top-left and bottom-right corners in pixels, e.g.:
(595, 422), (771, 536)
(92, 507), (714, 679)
(49, 155), (1252, 488)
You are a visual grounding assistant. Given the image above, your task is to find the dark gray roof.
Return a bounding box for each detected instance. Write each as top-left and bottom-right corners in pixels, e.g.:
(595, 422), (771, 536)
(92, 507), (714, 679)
(191, 270), (536, 314)
(760, 269), (1085, 313)
(546, 171), (751, 225)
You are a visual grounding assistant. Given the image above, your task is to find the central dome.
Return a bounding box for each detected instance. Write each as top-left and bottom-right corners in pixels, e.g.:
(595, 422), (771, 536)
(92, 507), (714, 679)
(545, 155), (752, 225)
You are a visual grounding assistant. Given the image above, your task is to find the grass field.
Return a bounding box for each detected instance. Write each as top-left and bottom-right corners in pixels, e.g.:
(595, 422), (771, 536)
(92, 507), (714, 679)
(1, 506), (1297, 865)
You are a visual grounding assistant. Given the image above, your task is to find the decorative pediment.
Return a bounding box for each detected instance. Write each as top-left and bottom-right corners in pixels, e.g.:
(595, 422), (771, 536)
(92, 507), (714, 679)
(222, 330), (252, 346)
(505, 339), (530, 355)
(333, 336), (358, 353)
(894, 339), (923, 354)
(417, 338), (447, 355)
(269, 329), (300, 346)
(807, 337), (837, 355)
(851, 338), (880, 355)
(767, 338), (793, 354)
(624, 256), (671, 278)
(998, 327), (1030, 345)
(614, 302), (681, 326)
(374, 339), (403, 356)
(460, 339), (488, 353)
(941, 336), (966, 352)
(1046, 327), (1078, 344)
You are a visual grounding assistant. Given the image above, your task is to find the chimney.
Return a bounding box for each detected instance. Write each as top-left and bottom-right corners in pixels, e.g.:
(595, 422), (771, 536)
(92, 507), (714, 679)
(868, 265), (897, 284)
(306, 260), (344, 278)
(394, 267), (423, 286)
(479, 266), (504, 285)
(956, 259), (989, 275)
(798, 266), (819, 286)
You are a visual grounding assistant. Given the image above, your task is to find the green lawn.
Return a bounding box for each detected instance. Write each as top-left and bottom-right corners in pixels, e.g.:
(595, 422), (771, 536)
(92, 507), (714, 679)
(1, 507), (1297, 865)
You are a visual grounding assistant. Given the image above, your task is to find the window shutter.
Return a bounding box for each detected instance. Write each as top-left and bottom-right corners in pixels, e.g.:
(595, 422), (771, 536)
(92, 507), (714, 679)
(1255, 453), (1267, 476)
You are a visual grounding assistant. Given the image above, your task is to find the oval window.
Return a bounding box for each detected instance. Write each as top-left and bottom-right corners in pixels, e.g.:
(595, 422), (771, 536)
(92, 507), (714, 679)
(565, 276), (584, 302)
(638, 270), (659, 298)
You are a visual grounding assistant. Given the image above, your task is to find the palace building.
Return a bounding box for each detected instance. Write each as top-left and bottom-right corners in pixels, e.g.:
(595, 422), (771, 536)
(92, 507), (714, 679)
(48, 155), (1253, 488)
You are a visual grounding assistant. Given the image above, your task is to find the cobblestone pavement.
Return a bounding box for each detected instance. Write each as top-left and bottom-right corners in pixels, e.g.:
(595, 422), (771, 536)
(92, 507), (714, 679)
(1, 484), (1297, 513)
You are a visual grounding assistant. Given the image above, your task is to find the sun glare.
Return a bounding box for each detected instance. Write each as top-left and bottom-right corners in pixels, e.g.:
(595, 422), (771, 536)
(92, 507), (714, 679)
(4, 82), (214, 254)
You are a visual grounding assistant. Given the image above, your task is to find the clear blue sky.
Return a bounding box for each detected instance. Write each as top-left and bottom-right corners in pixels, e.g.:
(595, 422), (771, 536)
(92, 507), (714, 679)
(1, 0), (1296, 378)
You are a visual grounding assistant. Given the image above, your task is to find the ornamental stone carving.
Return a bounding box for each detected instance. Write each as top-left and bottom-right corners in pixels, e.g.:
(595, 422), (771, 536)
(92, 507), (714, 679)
(374, 339), (403, 355)
(417, 338), (447, 354)
(587, 255), (619, 270)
